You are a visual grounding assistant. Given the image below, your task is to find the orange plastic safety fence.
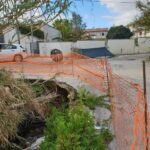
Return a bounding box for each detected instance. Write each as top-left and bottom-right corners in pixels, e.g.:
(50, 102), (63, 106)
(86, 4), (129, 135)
(108, 69), (147, 150)
(0, 52), (108, 92)
(0, 52), (148, 149)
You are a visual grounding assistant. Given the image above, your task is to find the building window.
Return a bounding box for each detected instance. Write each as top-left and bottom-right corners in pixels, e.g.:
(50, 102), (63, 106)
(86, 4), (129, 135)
(102, 33), (104, 36)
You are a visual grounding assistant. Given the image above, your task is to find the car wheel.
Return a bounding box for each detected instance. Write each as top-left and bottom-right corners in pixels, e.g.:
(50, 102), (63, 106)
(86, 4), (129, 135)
(14, 55), (23, 62)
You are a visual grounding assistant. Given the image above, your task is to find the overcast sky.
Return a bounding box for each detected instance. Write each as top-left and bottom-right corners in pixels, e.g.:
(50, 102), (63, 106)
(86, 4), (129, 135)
(70, 0), (147, 28)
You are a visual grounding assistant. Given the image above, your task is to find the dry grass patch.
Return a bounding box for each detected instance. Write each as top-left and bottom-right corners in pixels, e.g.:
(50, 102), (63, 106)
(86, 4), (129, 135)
(0, 70), (36, 147)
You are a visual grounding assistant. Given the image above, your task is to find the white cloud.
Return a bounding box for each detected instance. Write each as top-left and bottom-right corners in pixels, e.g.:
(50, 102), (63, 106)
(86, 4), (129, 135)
(100, 0), (146, 26)
(102, 15), (113, 19)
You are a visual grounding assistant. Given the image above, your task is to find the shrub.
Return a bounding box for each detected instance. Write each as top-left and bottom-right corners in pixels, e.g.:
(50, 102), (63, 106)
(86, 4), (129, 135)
(77, 88), (110, 110)
(40, 105), (113, 150)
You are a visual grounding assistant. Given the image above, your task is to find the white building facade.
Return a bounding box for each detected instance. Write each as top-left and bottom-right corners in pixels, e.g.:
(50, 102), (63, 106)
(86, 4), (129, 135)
(41, 24), (62, 42)
(128, 24), (150, 38)
(84, 28), (108, 40)
(3, 25), (61, 52)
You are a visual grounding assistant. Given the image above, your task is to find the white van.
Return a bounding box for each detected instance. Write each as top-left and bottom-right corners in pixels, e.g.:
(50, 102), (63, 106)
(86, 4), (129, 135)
(0, 43), (27, 62)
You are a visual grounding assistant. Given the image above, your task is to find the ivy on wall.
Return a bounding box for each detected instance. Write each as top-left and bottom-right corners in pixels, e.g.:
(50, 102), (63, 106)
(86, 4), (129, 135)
(19, 25), (44, 39)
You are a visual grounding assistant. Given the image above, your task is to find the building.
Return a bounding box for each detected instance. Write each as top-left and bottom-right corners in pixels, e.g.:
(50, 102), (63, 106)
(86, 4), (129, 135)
(84, 28), (108, 40)
(127, 23), (150, 38)
(2, 24), (62, 52)
(41, 24), (62, 42)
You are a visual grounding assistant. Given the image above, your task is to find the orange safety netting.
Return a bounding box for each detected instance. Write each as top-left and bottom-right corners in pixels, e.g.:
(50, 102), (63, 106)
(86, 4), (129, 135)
(109, 73), (147, 150)
(0, 52), (148, 149)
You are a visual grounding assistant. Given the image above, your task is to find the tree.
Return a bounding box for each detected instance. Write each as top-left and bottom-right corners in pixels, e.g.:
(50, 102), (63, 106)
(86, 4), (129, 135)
(135, 1), (150, 30)
(53, 19), (73, 41)
(53, 12), (86, 41)
(71, 12), (86, 41)
(0, 0), (71, 43)
(107, 25), (133, 39)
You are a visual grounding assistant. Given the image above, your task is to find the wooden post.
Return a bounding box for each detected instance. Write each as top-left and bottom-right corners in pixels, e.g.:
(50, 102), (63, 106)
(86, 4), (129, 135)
(143, 61), (148, 150)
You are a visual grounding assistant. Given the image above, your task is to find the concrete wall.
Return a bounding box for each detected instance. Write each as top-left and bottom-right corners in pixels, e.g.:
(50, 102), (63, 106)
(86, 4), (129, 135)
(39, 40), (106, 56)
(137, 38), (150, 53)
(76, 40), (105, 49)
(39, 38), (150, 56)
(39, 42), (73, 55)
(107, 39), (135, 54)
(107, 38), (150, 54)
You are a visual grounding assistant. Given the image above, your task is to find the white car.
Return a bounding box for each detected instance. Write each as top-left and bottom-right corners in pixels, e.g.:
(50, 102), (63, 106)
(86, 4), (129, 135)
(0, 43), (27, 62)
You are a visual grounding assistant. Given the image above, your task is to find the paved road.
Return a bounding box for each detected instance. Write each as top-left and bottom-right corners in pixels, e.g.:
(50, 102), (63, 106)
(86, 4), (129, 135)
(109, 54), (150, 109)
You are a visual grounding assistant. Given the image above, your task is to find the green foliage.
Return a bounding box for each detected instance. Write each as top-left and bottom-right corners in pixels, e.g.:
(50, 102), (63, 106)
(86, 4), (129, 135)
(53, 12), (86, 41)
(0, 0), (71, 29)
(107, 25), (133, 39)
(31, 82), (47, 97)
(71, 12), (86, 41)
(77, 88), (110, 110)
(19, 25), (44, 39)
(135, 1), (150, 30)
(134, 38), (139, 47)
(100, 128), (114, 144)
(53, 19), (73, 41)
(40, 105), (113, 150)
(40, 87), (113, 150)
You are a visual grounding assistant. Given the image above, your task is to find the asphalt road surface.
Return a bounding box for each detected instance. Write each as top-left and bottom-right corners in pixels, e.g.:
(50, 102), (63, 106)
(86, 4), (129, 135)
(109, 54), (150, 109)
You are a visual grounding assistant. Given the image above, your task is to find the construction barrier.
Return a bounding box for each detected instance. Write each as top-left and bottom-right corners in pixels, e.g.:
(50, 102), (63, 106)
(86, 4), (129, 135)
(0, 52), (148, 150)
(109, 73), (147, 150)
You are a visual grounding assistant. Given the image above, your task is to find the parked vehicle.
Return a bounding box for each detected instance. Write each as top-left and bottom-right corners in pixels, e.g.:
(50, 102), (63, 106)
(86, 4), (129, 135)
(0, 43), (27, 62)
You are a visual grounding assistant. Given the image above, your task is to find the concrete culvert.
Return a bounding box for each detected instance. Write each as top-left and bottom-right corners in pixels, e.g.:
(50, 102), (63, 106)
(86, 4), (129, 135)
(50, 49), (63, 62)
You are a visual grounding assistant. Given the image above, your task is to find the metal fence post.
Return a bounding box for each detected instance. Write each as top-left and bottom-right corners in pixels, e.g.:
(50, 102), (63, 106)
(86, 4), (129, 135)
(143, 61), (148, 150)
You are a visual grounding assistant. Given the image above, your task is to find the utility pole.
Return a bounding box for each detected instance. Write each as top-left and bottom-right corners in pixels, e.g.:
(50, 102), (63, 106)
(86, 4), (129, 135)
(30, 2), (34, 55)
(14, 2), (20, 44)
(142, 61), (148, 150)
(16, 25), (21, 44)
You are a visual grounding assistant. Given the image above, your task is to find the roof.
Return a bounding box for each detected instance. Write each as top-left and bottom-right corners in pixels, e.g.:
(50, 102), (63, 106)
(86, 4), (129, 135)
(85, 28), (108, 33)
